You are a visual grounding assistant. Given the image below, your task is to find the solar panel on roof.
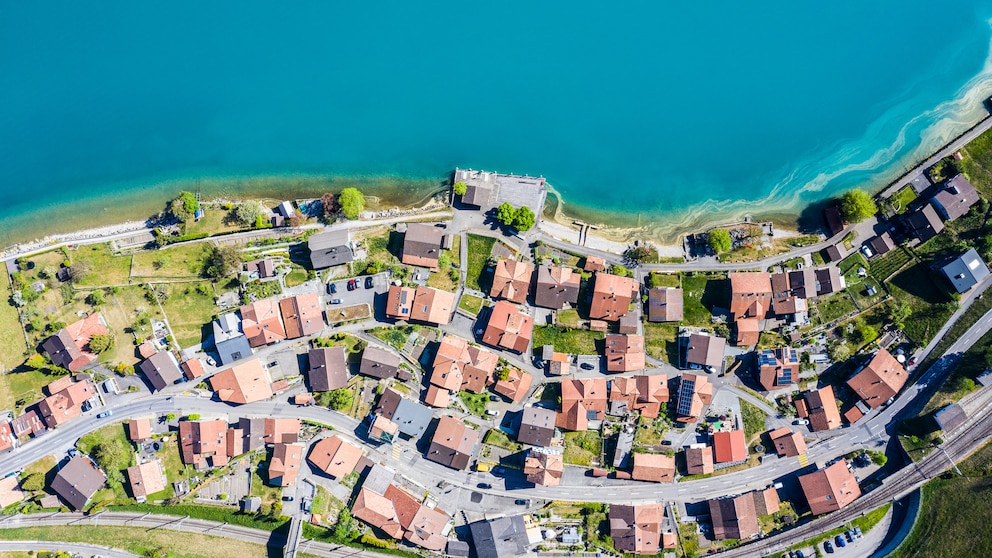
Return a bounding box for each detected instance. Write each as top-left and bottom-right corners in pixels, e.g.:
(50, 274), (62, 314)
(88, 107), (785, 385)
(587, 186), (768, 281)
(677, 378), (696, 415)
(779, 367), (792, 385)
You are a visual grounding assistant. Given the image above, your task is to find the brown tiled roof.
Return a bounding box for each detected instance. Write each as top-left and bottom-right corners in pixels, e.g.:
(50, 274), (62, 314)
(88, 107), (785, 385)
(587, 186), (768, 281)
(686, 334), (725, 370)
(868, 232), (895, 256)
(757, 347), (800, 391)
(492, 368), (534, 402)
(753, 486), (780, 516)
(401, 223), (444, 268)
(734, 318), (761, 346)
(426, 415), (479, 470)
(11, 410), (44, 438)
(127, 419), (153, 442)
(352, 488), (403, 539)
(709, 493), (759, 540)
(788, 268), (818, 299)
(685, 446), (714, 475)
(824, 205), (845, 236)
(799, 460), (861, 515)
(608, 376), (639, 415)
(518, 407), (557, 446)
(308, 435), (363, 479)
(359, 346), (402, 379)
(803, 386), (842, 431)
(424, 385), (450, 408)
(139, 350), (184, 391)
(181, 358), (205, 380)
(557, 378), (608, 431)
(647, 287), (683, 322)
(605, 334), (645, 372)
(524, 449), (564, 486)
(843, 405), (865, 424)
(630, 453), (675, 483)
(847, 348), (907, 409)
(37, 381), (95, 428)
(385, 285), (416, 320)
(268, 443), (304, 487)
(675, 373), (712, 423)
(409, 287), (455, 325)
(534, 265), (580, 309)
(210, 359), (273, 405)
(51, 456), (106, 510)
(42, 313), (108, 372)
(609, 504), (664, 555)
(279, 293), (323, 339)
(263, 417), (300, 444)
(768, 427), (806, 457)
(490, 259), (534, 304)
(430, 335), (498, 394)
(307, 347), (348, 392)
(634, 375), (669, 418)
(729, 272), (772, 320)
(589, 273), (638, 320)
(240, 299), (287, 347)
(126, 460), (166, 500)
(481, 301), (533, 353)
(179, 419), (230, 468)
(712, 430), (747, 463)
(906, 202), (944, 242)
(584, 256), (607, 272)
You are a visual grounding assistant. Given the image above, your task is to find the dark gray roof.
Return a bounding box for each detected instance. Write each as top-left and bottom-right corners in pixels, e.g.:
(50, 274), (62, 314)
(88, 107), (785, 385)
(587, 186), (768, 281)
(517, 407), (556, 446)
(933, 174), (979, 221)
(308, 230), (354, 269)
(43, 330), (80, 370)
(308, 347), (349, 392)
(375, 388), (433, 439)
(139, 351), (184, 391)
(469, 515), (531, 558)
(358, 346), (402, 379)
(446, 540), (471, 557)
(463, 183), (494, 207)
(906, 202), (944, 242)
(814, 267), (843, 296)
(402, 223), (445, 264)
(934, 403), (967, 432)
(941, 248), (990, 293)
(215, 335), (252, 366)
(51, 456), (106, 510)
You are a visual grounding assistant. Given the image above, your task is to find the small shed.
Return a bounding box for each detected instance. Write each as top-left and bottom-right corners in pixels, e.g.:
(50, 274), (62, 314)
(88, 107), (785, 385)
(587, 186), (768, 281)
(934, 403), (967, 432)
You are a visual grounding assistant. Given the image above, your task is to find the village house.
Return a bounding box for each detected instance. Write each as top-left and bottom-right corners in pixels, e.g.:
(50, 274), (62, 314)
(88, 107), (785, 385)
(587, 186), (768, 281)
(647, 287), (684, 322)
(37, 379), (95, 429)
(492, 367), (534, 403)
(905, 202), (945, 242)
(126, 460), (166, 503)
(533, 264), (581, 309)
(401, 223), (445, 269)
(280, 293), (323, 339)
(245, 258), (276, 279)
(490, 259), (534, 304)
(605, 334), (645, 373)
(517, 406), (558, 446)
(212, 312), (252, 365)
(709, 493), (759, 540)
(713, 430), (748, 465)
(470, 515), (536, 558)
(127, 418), (153, 443)
(0, 422), (16, 453)
(268, 442), (304, 487)
(374, 388), (434, 441)
(685, 446), (715, 475)
(867, 232), (895, 257)
(426, 415), (480, 470)
(932, 174), (979, 221)
(308, 435), (364, 479)
(796, 386), (842, 431)
(0, 476), (26, 508)
(589, 272), (638, 321)
(307, 229), (354, 269)
(482, 301), (533, 354)
(139, 350), (184, 392)
(210, 358), (274, 405)
(182, 357), (206, 381)
(729, 272), (772, 322)
(42, 313), (108, 372)
(685, 333), (726, 372)
(358, 346), (405, 380)
(584, 256), (607, 272)
(557, 378), (608, 431)
(240, 299), (287, 347)
(798, 460), (861, 515)
(609, 504), (677, 554)
(631, 452), (676, 483)
(675, 373), (713, 423)
(51, 455), (106, 510)
(179, 419), (231, 469)
(396, 286), (457, 325)
(307, 346), (349, 392)
(847, 348), (907, 409)
(767, 427), (807, 457)
(524, 447), (564, 486)
(351, 476), (450, 551)
(941, 248), (990, 293)
(757, 347), (800, 392)
(427, 335), (498, 406)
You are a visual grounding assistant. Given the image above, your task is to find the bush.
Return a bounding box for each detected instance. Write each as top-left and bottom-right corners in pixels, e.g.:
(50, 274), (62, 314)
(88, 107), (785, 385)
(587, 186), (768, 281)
(86, 290), (105, 306)
(203, 245), (242, 278)
(234, 201), (262, 226)
(338, 188), (365, 220)
(708, 228), (732, 253)
(453, 181), (467, 195)
(187, 413), (201, 420)
(88, 333), (115, 354)
(21, 472), (45, 491)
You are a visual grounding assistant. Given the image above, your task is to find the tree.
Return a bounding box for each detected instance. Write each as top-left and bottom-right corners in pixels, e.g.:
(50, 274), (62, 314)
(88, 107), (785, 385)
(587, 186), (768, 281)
(453, 181), (467, 196)
(86, 290), (105, 306)
(840, 189), (877, 223)
(625, 245), (658, 264)
(25, 353), (49, 370)
(39, 266), (57, 280)
(21, 472), (45, 491)
(203, 245), (242, 278)
(169, 191), (200, 222)
(88, 333), (115, 354)
(334, 508), (357, 541)
(320, 192), (338, 216)
(851, 318), (877, 344)
(496, 202), (516, 226)
(708, 228), (732, 253)
(338, 188), (365, 220)
(325, 388), (354, 411)
(289, 211), (305, 227)
(66, 261), (91, 282)
(165, 414), (176, 422)
(512, 206), (536, 231)
(828, 342), (851, 362)
(234, 201), (262, 226)
(11, 290), (25, 308)
(94, 439), (127, 471)
(889, 302), (911, 330)
(188, 413), (201, 420)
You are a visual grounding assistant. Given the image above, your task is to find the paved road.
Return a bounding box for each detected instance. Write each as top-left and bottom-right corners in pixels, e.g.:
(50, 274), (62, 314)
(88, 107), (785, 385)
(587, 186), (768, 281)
(0, 540), (140, 558)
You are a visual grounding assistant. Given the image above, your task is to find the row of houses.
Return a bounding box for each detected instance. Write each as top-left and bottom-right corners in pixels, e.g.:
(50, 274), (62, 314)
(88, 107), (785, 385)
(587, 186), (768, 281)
(729, 269), (844, 346)
(212, 292), (324, 365)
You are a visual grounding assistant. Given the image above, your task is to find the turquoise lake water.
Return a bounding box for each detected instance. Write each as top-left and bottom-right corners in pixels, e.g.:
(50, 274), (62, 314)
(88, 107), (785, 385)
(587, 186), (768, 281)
(3, 1), (992, 243)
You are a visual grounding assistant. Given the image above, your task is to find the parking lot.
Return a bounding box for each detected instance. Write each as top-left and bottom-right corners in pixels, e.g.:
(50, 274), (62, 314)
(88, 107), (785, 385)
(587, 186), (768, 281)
(324, 272), (390, 312)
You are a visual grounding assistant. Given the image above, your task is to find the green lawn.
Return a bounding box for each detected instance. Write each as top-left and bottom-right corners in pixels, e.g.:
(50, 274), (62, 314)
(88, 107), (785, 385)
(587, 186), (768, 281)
(0, 525), (270, 558)
(533, 326), (603, 355)
(681, 273), (726, 326)
(647, 272), (680, 288)
(70, 243), (133, 287)
(466, 234), (498, 291)
(458, 294), (484, 316)
(101, 285), (168, 364)
(0, 271), (28, 373)
(4, 368), (55, 411)
(367, 325), (417, 350)
(426, 267), (459, 292)
(284, 265), (311, 287)
(184, 209), (245, 237)
(961, 125), (992, 198)
(158, 282), (217, 347)
(740, 400), (768, 444)
(131, 243), (211, 278)
(643, 322), (678, 362)
(77, 422), (132, 457)
(483, 429), (522, 452)
(563, 431), (602, 466)
(889, 186), (918, 214)
(633, 415), (668, 450)
(887, 263), (956, 345)
(812, 292), (857, 325)
(460, 391), (489, 417)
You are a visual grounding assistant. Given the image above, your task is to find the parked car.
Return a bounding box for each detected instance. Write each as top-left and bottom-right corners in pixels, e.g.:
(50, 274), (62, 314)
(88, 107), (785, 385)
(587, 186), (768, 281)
(485, 409), (499, 416)
(328, 282), (338, 294)
(824, 540), (834, 553)
(477, 483), (492, 489)
(96, 410), (112, 419)
(347, 279), (357, 291)
(580, 362), (595, 370)
(282, 496), (294, 502)
(365, 276), (374, 289)
(793, 419), (809, 426)
(489, 395), (500, 401)
(835, 535), (846, 548)
(514, 499), (530, 506)
(854, 526), (863, 538)
(330, 298), (343, 304)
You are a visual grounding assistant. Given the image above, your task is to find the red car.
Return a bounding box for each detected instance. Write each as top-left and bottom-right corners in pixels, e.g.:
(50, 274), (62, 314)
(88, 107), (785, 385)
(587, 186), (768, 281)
(347, 279), (358, 291)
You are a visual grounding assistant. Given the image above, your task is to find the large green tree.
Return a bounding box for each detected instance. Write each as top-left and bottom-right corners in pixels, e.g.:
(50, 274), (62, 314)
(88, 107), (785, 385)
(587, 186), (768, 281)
(840, 189), (877, 223)
(452, 181), (467, 196)
(88, 333), (115, 354)
(512, 206), (536, 231)
(203, 245), (242, 278)
(338, 188), (365, 220)
(496, 202), (516, 226)
(708, 228), (732, 253)
(233, 201), (262, 226)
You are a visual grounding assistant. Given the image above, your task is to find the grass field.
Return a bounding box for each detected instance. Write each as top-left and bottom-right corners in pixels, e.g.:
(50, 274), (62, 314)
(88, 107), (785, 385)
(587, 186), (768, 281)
(647, 272), (680, 288)
(0, 525), (270, 558)
(0, 368), (52, 411)
(868, 247), (913, 282)
(812, 292), (857, 325)
(889, 186), (918, 214)
(0, 270), (28, 373)
(563, 430), (602, 466)
(458, 294), (484, 316)
(184, 209), (244, 237)
(740, 400), (768, 444)
(483, 429), (522, 452)
(158, 282), (217, 347)
(466, 234), (498, 291)
(131, 243), (211, 278)
(961, 126), (992, 197)
(102, 285), (167, 363)
(682, 273), (725, 326)
(643, 322), (678, 362)
(284, 265), (311, 287)
(426, 267), (459, 291)
(460, 391), (489, 417)
(887, 263), (955, 345)
(533, 326), (603, 355)
(70, 243), (132, 287)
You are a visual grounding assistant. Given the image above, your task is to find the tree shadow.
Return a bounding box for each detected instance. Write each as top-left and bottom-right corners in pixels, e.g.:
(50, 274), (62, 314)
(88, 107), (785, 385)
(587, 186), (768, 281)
(700, 278), (729, 313)
(888, 262), (952, 303)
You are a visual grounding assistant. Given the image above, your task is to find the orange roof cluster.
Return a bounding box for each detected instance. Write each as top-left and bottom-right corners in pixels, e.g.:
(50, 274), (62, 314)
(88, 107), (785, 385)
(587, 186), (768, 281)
(609, 504), (676, 554)
(37, 380), (95, 428)
(557, 378), (608, 431)
(210, 358), (274, 405)
(605, 334), (645, 372)
(589, 273), (638, 320)
(352, 481), (449, 551)
(847, 348), (907, 409)
(524, 447), (564, 486)
(42, 313), (108, 372)
(279, 293), (323, 339)
(490, 259), (534, 304)
(492, 367), (534, 402)
(481, 301), (533, 354)
(429, 336), (498, 403)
